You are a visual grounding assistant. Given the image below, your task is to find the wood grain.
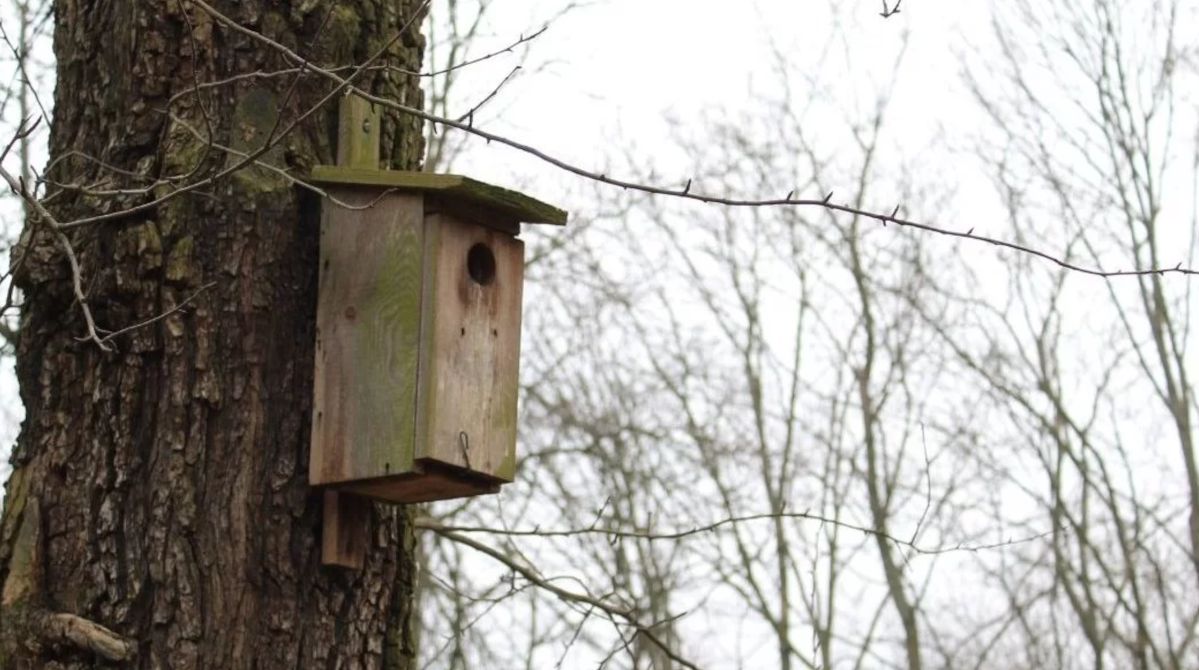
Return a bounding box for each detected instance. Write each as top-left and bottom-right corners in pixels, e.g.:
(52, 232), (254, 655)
(310, 166), (567, 226)
(415, 212), (523, 482)
(311, 189), (526, 503)
(337, 96), (381, 169)
(310, 188), (425, 486)
(321, 490), (370, 569)
(342, 464), (501, 504)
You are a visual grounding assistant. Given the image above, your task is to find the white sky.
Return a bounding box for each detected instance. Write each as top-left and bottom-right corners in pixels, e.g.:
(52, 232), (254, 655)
(440, 1), (992, 210)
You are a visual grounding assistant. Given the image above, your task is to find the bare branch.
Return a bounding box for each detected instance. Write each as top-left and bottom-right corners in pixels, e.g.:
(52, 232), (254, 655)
(184, 0), (1198, 279)
(416, 514), (1054, 557)
(428, 526), (702, 670)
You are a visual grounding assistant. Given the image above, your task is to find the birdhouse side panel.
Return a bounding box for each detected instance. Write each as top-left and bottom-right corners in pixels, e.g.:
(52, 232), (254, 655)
(415, 213), (523, 482)
(310, 189), (426, 485)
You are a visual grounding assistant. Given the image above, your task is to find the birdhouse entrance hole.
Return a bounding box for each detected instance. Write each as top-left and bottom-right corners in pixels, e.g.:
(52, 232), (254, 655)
(467, 243), (497, 286)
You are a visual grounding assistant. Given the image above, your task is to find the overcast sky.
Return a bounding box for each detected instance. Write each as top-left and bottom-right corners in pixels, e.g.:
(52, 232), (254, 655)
(439, 1), (990, 207)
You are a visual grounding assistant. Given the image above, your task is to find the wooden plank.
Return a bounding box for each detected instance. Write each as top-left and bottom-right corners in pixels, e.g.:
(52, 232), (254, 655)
(337, 95), (380, 169)
(321, 490), (370, 569)
(318, 94), (400, 570)
(310, 188), (425, 486)
(310, 166), (567, 226)
(414, 212), (522, 482)
(425, 195), (520, 236)
(341, 463), (501, 504)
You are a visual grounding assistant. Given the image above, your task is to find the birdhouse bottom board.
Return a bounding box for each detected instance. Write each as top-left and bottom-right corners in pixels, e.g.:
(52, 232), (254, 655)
(310, 188), (523, 504)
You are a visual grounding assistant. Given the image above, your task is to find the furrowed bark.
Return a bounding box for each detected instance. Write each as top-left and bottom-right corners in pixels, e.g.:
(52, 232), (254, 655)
(0, 1), (426, 667)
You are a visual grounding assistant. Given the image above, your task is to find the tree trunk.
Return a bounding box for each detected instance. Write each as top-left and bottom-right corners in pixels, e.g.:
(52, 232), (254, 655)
(0, 1), (425, 667)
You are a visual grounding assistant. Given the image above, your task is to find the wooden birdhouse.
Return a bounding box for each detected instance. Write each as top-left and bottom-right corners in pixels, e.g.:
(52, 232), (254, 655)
(308, 96), (566, 566)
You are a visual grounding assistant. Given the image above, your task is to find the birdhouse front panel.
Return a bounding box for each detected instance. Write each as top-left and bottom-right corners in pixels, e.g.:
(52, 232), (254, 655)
(415, 212), (523, 481)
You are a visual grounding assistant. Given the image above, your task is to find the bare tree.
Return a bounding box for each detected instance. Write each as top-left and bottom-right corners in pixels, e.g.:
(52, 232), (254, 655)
(912, 1), (1199, 667)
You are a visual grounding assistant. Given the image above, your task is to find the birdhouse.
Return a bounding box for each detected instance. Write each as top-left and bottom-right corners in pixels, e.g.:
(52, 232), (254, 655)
(308, 98), (566, 522)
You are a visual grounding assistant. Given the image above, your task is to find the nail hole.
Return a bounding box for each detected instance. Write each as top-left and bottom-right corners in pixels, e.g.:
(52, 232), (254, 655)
(460, 327), (466, 336)
(467, 243), (496, 286)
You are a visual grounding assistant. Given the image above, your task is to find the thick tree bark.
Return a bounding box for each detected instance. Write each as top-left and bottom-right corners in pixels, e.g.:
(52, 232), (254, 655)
(0, 1), (425, 667)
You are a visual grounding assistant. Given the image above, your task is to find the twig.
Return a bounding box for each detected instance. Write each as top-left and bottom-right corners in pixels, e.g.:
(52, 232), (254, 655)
(40, 0), (427, 232)
(455, 65), (521, 124)
(429, 526), (702, 670)
(38, 612), (135, 662)
(0, 137), (109, 350)
(0, 115), (39, 162)
(0, 18), (51, 125)
(160, 22), (546, 109)
(183, 0), (1199, 280)
(83, 281), (217, 346)
(416, 512), (1052, 557)
(165, 111), (402, 212)
(911, 422), (933, 545)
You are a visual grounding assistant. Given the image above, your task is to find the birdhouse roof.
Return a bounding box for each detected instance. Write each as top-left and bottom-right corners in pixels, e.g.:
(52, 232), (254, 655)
(309, 167), (568, 226)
